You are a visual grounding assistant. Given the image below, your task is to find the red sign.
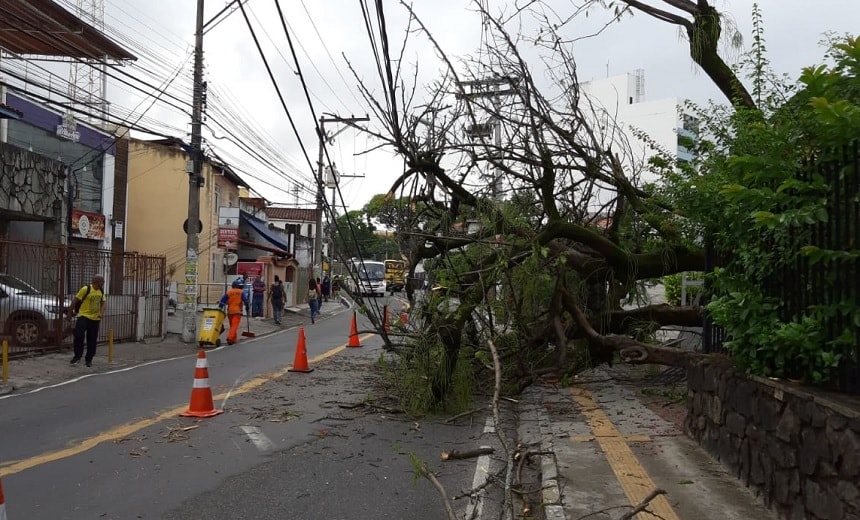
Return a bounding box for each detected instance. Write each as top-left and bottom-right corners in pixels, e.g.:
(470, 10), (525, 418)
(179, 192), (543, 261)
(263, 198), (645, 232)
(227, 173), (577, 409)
(218, 227), (238, 249)
(237, 262), (264, 277)
(71, 209), (106, 240)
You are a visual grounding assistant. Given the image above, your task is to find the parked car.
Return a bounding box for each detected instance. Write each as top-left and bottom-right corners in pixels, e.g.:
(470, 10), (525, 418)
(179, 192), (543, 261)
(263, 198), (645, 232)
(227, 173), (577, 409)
(0, 273), (71, 346)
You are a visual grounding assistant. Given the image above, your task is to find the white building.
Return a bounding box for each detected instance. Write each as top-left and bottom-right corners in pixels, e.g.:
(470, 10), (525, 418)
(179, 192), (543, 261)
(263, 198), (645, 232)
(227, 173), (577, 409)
(580, 70), (697, 183)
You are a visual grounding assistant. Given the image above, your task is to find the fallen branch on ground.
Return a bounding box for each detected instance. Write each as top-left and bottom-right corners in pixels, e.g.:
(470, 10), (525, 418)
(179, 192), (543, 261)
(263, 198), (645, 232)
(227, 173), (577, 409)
(619, 489), (667, 520)
(441, 447), (495, 460)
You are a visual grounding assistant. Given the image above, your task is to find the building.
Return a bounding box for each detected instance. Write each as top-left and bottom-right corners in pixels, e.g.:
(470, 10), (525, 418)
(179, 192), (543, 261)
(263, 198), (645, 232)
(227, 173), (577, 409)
(125, 138), (247, 304)
(264, 207), (319, 270)
(580, 70), (697, 179)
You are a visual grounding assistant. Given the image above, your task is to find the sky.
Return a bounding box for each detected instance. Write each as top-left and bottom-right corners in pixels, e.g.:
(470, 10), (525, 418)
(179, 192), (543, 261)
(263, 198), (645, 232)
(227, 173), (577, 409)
(31, 1), (860, 213)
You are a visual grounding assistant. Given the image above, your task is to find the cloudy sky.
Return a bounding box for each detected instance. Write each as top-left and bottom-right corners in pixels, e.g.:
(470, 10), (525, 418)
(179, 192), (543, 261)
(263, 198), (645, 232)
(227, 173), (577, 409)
(46, 0), (860, 212)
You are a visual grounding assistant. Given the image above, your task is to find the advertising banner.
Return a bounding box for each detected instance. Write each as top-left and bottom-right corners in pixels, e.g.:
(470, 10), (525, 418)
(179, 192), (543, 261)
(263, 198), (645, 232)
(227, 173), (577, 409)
(71, 209), (106, 240)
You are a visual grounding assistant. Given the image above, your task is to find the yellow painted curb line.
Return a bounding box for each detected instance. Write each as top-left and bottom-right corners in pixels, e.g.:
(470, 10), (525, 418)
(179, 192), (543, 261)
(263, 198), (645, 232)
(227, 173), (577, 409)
(0, 333), (376, 477)
(570, 387), (680, 520)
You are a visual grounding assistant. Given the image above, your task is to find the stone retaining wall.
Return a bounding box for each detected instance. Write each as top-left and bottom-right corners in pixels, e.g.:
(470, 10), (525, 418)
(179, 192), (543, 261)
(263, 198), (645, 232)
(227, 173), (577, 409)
(685, 358), (860, 520)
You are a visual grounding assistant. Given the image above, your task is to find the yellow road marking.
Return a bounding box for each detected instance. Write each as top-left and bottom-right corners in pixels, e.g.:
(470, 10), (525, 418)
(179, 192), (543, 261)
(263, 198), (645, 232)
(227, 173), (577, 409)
(570, 434), (651, 443)
(570, 387), (680, 520)
(0, 333), (375, 477)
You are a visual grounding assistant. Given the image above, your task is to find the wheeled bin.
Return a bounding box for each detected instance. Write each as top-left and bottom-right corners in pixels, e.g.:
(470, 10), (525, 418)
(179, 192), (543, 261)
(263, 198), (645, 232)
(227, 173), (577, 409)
(198, 307), (226, 347)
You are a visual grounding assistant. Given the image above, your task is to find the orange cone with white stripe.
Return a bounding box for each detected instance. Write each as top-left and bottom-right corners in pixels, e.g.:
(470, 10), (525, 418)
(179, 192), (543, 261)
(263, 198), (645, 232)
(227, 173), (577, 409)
(180, 349), (223, 418)
(0, 476), (7, 520)
(288, 327), (314, 373)
(348, 311), (361, 348)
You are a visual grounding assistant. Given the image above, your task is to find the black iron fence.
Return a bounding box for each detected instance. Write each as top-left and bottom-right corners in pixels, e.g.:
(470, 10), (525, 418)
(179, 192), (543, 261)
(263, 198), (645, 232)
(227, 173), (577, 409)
(703, 142), (860, 394)
(0, 239), (166, 358)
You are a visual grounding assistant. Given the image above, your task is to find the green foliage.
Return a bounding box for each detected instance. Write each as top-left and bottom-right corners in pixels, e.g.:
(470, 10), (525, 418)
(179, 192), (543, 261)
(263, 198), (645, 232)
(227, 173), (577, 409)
(661, 272), (704, 306)
(331, 210), (388, 260)
(381, 329), (474, 416)
(663, 35), (860, 385)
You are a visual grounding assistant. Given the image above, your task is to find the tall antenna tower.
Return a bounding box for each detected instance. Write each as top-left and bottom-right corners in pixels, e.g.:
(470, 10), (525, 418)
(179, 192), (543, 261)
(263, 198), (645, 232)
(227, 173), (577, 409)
(68, 0), (107, 125)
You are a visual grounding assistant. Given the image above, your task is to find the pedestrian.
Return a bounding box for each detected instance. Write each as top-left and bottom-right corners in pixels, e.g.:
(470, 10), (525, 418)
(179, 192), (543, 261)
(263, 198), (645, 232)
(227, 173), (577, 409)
(268, 275), (285, 325)
(316, 276), (323, 309)
(321, 275), (331, 302)
(332, 275), (341, 299)
(307, 277), (320, 323)
(251, 276), (266, 317)
(67, 274), (107, 367)
(219, 278), (250, 344)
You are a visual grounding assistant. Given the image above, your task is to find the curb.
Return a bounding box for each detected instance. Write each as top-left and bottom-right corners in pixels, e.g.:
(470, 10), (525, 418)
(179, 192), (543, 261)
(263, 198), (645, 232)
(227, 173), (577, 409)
(536, 403), (567, 520)
(519, 392), (567, 520)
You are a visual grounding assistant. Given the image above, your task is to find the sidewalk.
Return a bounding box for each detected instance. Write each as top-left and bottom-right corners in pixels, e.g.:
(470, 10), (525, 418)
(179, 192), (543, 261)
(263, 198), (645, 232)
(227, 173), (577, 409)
(521, 366), (778, 520)
(0, 297), (349, 396)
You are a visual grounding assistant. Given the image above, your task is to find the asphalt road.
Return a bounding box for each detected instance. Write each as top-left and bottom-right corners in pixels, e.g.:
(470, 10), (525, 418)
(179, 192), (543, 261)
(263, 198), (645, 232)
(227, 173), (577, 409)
(0, 305), (511, 520)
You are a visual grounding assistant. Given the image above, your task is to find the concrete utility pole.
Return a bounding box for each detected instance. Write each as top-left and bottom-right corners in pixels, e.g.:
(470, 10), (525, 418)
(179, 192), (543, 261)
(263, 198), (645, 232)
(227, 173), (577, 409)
(182, 0), (206, 343)
(457, 77), (517, 200)
(314, 114), (369, 273)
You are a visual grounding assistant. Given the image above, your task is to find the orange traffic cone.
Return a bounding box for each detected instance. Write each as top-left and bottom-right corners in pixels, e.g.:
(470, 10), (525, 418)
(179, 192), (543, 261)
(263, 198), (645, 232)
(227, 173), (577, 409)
(400, 306), (408, 324)
(180, 349), (224, 418)
(383, 305), (390, 333)
(289, 327), (314, 373)
(348, 311), (361, 348)
(0, 476), (7, 520)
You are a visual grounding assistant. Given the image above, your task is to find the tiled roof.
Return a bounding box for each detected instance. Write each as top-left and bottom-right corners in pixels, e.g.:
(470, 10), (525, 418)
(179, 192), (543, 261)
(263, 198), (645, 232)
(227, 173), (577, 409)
(265, 207), (319, 222)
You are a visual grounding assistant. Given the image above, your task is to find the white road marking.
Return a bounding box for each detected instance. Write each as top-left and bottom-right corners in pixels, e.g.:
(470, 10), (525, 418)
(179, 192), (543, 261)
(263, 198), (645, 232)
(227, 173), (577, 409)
(464, 416), (495, 520)
(240, 425), (275, 452)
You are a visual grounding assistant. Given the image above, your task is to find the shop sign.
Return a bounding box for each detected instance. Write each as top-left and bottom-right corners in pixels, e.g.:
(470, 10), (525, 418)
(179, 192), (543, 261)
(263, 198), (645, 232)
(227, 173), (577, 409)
(218, 227), (238, 249)
(57, 112), (80, 142)
(237, 262), (264, 278)
(71, 209), (106, 240)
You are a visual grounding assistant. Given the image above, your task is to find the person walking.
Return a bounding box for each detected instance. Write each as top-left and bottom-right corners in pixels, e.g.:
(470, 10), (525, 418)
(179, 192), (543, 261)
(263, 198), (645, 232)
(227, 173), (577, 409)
(268, 275), (285, 325)
(315, 276), (323, 309)
(67, 274), (107, 367)
(251, 276), (266, 317)
(307, 277), (320, 324)
(219, 278), (250, 344)
(332, 275), (341, 299)
(321, 275), (331, 302)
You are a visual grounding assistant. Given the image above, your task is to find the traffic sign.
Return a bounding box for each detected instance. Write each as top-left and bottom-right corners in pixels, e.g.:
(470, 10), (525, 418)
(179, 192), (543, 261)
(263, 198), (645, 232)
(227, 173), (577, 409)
(223, 252), (239, 266)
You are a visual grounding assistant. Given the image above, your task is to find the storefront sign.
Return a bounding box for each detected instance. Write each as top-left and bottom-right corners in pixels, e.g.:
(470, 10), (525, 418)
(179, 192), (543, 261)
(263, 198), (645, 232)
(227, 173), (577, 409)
(71, 209), (106, 240)
(237, 262), (264, 278)
(57, 112), (80, 142)
(218, 227), (238, 249)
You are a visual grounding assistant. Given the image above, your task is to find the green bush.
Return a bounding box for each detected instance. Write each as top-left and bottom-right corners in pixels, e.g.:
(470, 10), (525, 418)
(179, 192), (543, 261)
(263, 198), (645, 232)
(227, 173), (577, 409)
(661, 272), (704, 306)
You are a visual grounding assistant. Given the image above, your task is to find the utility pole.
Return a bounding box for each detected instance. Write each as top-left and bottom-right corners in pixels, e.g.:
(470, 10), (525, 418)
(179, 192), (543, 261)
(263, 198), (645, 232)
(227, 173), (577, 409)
(457, 76), (517, 200)
(314, 114), (369, 273)
(182, 0), (206, 343)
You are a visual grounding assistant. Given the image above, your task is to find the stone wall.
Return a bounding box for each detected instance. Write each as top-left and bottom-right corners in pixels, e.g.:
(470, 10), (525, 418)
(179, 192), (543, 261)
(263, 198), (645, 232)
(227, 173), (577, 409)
(685, 358), (860, 520)
(0, 142), (66, 220)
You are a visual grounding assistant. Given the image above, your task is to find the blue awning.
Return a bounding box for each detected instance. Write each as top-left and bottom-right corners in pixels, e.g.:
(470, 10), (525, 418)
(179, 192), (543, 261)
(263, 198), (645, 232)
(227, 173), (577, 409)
(240, 212), (290, 252)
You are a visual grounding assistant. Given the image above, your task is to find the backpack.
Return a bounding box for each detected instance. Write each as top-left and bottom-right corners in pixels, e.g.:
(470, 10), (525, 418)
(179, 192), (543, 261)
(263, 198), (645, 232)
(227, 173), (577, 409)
(72, 284), (91, 314)
(271, 282), (284, 300)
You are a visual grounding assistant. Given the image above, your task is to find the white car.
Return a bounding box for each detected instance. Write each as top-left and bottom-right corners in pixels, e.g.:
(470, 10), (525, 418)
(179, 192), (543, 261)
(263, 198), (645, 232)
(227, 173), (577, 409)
(0, 273), (71, 346)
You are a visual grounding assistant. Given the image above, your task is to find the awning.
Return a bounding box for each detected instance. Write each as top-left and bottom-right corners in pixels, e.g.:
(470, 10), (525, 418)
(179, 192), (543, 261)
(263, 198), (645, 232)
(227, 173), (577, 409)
(241, 212), (290, 252)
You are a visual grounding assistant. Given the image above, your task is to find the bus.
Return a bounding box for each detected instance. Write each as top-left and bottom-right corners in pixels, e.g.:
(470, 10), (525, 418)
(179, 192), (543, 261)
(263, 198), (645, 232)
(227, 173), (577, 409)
(345, 258), (387, 297)
(384, 259), (407, 293)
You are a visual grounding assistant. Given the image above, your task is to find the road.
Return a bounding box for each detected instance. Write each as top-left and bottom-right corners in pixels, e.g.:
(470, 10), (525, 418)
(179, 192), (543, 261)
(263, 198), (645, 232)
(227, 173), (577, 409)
(0, 300), (511, 519)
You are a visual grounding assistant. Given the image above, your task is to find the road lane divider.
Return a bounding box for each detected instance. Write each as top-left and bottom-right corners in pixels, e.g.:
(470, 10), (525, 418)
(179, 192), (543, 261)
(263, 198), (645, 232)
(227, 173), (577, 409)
(570, 387), (680, 520)
(240, 425), (275, 452)
(0, 333), (376, 477)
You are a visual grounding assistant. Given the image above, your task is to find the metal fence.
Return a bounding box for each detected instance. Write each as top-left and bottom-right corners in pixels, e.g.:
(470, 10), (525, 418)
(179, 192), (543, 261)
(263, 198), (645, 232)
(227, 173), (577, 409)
(0, 239), (166, 358)
(704, 142), (860, 393)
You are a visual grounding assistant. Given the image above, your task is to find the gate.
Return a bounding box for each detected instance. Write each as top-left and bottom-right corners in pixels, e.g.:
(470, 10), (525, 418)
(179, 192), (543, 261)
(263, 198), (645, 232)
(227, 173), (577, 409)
(0, 239), (166, 358)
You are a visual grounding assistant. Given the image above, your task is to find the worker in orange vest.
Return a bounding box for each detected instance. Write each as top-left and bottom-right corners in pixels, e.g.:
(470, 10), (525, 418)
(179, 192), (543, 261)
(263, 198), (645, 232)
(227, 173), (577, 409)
(219, 278), (250, 344)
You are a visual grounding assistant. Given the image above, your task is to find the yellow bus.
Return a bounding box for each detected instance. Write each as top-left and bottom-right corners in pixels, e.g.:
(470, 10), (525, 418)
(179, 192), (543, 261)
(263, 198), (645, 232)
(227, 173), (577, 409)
(384, 259), (407, 293)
